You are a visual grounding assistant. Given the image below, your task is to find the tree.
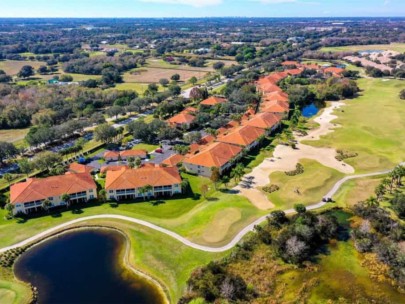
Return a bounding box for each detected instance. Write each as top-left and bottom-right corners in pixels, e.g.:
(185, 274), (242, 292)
(3, 173), (13, 186)
(230, 163), (244, 182)
(0, 70), (12, 83)
(184, 132), (202, 144)
(400, 89), (405, 100)
(135, 157), (142, 168)
(106, 106), (124, 119)
(5, 203), (14, 218)
(213, 61), (225, 71)
(37, 65), (49, 75)
(200, 184), (209, 198)
(94, 124), (118, 144)
(139, 184), (153, 200)
(0, 142), (18, 164)
(99, 189), (107, 203)
(190, 87), (208, 101)
(189, 76), (198, 85)
(221, 175), (230, 188)
(33, 151), (62, 172)
(171, 74), (180, 81)
(294, 204), (306, 214)
(168, 84), (181, 96)
(159, 78), (169, 87)
(61, 193), (71, 208)
(18, 158), (32, 177)
(59, 74), (74, 82)
(42, 199), (52, 213)
(210, 167), (221, 190)
(18, 65), (34, 78)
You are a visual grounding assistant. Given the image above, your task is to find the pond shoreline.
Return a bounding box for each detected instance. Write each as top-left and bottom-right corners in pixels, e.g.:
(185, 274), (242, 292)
(13, 225), (170, 304)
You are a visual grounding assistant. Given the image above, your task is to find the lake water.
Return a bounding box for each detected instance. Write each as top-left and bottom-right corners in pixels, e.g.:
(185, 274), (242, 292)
(302, 103), (319, 118)
(14, 229), (165, 304)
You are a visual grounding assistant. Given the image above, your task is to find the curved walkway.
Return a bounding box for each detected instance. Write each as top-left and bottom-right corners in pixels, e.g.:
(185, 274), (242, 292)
(0, 166), (399, 254)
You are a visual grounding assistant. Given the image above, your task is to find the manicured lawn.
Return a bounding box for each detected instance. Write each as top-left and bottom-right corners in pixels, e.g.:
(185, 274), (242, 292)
(115, 82), (151, 94)
(132, 143), (159, 152)
(302, 78), (405, 173)
(320, 43), (405, 53)
(267, 159), (344, 209)
(0, 276), (31, 304)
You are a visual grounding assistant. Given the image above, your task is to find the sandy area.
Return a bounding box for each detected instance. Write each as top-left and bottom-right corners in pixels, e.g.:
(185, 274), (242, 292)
(236, 101), (355, 210)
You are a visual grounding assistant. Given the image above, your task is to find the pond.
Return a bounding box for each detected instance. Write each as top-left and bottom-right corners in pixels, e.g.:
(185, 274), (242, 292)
(14, 229), (165, 304)
(302, 103), (320, 118)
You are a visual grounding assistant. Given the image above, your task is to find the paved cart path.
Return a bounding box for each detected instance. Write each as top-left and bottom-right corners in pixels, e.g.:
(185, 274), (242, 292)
(1, 165), (400, 254)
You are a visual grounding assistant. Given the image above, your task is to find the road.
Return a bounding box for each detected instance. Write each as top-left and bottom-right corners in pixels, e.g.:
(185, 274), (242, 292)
(1, 165), (401, 254)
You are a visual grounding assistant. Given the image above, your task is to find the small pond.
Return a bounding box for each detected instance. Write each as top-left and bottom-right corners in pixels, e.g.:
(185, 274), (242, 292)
(14, 229), (165, 304)
(302, 103), (320, 118)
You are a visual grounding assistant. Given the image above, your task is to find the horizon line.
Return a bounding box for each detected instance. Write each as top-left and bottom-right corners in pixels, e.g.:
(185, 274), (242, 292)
(0, 16), (404, 19)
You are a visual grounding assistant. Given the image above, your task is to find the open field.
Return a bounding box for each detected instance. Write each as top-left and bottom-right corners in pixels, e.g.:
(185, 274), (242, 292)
(320, 43), (405, 53)
(267, 159), (344, 209)
(132, 143), (159, 152)
(302, 78), (405, 173)
(123, 67), (207, 83)
(0, 129), (29, 144)
(0, 60), (46, 76)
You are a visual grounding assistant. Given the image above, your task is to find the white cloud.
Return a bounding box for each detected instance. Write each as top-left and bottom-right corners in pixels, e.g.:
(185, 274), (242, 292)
(254, 0), (296, 3)
(139, 0), (223, 7)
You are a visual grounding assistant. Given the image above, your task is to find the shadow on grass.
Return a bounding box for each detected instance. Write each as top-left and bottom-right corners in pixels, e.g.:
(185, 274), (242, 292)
(109, 202), (119, 208)
(206, 197), (219, 201)
(151, 200), (165, 206)
(71, 209), (83, 214)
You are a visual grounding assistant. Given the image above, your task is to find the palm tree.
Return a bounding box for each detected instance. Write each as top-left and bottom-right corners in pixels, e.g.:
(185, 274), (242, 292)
(365, 196), (379, 207)
(374, 184), (385, 202)
(42, 199), (52, 213)
(61, 193), (71, 208)
(139, 185), (153, 201)
(231, 163), (245, 183)
(99, 189), (107, 203)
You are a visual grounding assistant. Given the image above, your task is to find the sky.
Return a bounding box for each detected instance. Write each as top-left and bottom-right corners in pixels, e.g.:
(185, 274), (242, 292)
(0, 0), (403, 18)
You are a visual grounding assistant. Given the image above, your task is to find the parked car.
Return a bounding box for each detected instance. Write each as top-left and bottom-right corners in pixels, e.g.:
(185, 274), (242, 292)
(155, 148), (163, 153)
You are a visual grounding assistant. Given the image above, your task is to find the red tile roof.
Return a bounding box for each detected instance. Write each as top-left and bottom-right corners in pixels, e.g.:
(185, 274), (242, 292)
(104, 151), (119, 159)
(68, 163), (94, 174)
(184, 142), (242, 168)
(100, 165), (129, 174)
(200, 96), (227, 106)
(217, 125), (265, 147)
(10, 173), (97, 205)
(161, 154), (184, 167)
(323, 67), (345, 75)
(285, 68), (303, 76)
(242, 112), (281, 130)
(120, 149), (147, 158)
(261, 100), (290, 113)
(105, 165), (182, 190)
(282, 61), (300, 66)
(167, 112), (196, 125)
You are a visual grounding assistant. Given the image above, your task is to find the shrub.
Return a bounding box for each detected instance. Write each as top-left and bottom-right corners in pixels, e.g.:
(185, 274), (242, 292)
(285, 163), (304, 176)
(262, 184), (280, 193)
(336, 149), (358, 161)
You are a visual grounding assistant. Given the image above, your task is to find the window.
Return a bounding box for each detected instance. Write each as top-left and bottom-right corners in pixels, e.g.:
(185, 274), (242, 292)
(48, 197), (53, 200)
(109, 190), (113, 193)
(89, 189), (93, 193)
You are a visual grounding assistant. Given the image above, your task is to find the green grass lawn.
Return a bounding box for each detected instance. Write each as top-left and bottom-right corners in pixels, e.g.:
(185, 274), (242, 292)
(0, 129), (29, 144)
(320, 43), (405, 53)
(302, 78), (405, 173)
(132, 143), (159, 152)
(267, 159), (344, 209)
